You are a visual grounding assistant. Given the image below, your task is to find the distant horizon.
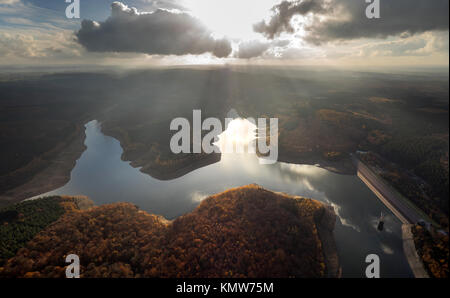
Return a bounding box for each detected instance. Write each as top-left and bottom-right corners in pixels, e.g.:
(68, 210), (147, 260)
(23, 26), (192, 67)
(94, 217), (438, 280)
(1, 63), (449, 74)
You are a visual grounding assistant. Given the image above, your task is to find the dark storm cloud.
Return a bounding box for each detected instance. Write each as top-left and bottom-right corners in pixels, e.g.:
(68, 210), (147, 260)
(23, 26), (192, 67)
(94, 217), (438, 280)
(255, 0), (449, 44)
(76, 2), (232, 58)
(253, 0), (328, 39)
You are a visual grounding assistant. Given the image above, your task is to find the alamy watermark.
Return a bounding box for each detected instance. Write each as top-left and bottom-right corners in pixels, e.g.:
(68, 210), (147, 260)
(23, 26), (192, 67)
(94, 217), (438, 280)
(65, 254), (80, 278)
(365, 254), (380, 278)
(365, 0), (380, 19)
(65, 0), (80, 19)
(170, 110), (279, 164)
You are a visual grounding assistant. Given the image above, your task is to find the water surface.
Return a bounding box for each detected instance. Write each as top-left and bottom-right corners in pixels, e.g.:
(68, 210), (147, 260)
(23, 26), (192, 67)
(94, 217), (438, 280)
(40, 120), (413, 278)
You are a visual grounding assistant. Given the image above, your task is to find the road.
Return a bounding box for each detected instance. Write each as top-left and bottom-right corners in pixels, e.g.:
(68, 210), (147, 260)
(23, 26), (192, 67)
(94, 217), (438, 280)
(352, 156), (430, 278)
(353, 157), (422, 224)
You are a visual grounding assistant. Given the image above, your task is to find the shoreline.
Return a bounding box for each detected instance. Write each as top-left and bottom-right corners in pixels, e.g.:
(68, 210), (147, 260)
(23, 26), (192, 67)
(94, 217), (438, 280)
(277, 152), (356, 176)
(1, 120), (356, 209)
(138, 153), (222, 181)
(0, 127), (358, 212)
(275, 190), (341, 278)
(402, 224), (430, 278)
(99, 124), (222, 180)
(1, 186), (341, 278)
(0, 125), (87, 208)
(316, 204), (342, 278)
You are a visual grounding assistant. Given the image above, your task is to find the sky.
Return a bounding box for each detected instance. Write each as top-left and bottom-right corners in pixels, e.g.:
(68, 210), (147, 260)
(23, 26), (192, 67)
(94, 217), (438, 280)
(0, 0), (448, 67)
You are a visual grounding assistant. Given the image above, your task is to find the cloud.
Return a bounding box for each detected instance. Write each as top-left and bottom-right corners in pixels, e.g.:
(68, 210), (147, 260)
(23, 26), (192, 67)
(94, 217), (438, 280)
(0, 29), (82, 61)
(255, 0), (449, 44)
(253, 0), (329, 39)
(2, 17), (34, 26)
(356, 31), (449, 58)
(76, 1), (232, 58)
(0, 0), (78, 30)
(0, 32), (39, 58)
(276, 46), (323, 60)
(0, 0), (21, 5)
(235, 39), (291, 59)
(235, 40), (271, 59)
(139, 0), (185, 10)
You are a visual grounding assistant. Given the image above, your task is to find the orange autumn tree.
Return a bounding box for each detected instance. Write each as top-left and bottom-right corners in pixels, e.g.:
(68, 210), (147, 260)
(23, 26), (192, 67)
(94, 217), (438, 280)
(0, 185), (334, 278)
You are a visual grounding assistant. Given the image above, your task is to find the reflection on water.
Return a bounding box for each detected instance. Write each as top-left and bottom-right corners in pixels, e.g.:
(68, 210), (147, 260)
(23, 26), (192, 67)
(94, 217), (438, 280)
(39, 120), (413, 278)
(215, 117), (257, 153)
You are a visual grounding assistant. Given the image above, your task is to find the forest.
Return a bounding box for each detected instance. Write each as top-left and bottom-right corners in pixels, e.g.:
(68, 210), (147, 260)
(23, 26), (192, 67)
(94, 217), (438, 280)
(412, 224), (449, 278)
(360, 151), (448, 228)
(0, 185), (335, 278)
(381, 136), (448, 199)
(0, 196), (92, 265)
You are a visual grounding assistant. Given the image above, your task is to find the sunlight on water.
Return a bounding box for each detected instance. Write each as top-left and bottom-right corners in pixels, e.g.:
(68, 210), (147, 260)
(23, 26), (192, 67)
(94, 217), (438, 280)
(215, 118), (257, 154)
(31, 120), (413, 277)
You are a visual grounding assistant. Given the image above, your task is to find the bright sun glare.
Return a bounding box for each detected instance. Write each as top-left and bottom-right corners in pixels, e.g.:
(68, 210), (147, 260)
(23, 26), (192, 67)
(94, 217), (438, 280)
(214, 118), (257, 153)
(184, 0), (277, 40)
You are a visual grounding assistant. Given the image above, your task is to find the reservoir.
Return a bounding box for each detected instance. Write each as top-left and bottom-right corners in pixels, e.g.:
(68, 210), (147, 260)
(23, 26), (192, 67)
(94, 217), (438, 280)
(37, 120), (413, 278)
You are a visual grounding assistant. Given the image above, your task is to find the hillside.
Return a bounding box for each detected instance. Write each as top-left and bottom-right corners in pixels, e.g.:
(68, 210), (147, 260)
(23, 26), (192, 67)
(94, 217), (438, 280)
(0, 196), (94, 265)
(412, 224), (449, 278)
(0, 185), (339, 278)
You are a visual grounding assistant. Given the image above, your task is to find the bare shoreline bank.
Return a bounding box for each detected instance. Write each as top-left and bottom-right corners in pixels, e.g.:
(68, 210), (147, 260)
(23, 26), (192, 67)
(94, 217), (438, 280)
(316, 205), (342, 278)
(0, 125), (87, 208)
(274, 190), (341, 278)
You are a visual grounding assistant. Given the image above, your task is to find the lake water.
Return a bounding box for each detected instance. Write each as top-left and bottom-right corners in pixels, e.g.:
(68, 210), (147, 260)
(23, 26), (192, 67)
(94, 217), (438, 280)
(39, 120), (413, 278)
